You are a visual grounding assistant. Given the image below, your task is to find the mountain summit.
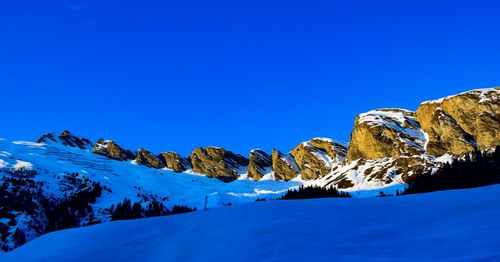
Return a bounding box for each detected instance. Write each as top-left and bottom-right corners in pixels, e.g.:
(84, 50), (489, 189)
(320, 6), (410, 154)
(0, 87), (498, 253)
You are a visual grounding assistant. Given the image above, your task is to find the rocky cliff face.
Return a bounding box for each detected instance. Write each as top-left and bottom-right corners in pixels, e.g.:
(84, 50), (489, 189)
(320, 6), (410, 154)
(37, 130), (93, 150)
(247, 149), (272, 180)
(93, 139), (136, 161)
(135, 148), (165, 169)
(272, 149), (299, 181)
(321, 88), (500, 191)
(190, 147), (249, 182)
(158, 152), (191, 172)
(415, 88), (499, 156)
(30, 88), (500, 187)
(347, 109), (426, 161)
(415, 102), (476, 156)
(291, 138), (347, 180)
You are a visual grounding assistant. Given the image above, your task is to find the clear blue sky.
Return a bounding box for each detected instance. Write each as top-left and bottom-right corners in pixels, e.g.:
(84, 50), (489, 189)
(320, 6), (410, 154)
(1, 0), (499, 156)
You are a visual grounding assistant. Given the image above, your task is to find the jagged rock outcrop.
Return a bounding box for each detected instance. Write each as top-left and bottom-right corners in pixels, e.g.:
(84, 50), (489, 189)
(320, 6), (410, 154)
(158, 152), (191, 172)
(37, 130), (93, 150)
(247, 149), (272, 180)
(272, 149), (299, 181)
(93, 139), (135, 161)
(28, 88), (499, 191)
(325, 88), (500, 190)
(309, 138), (348, 161)
(291, 138), (347, 180)
(415, 88), (500, 156)
(190, 147), (249, 182)
(330, 109), (432, 188)
(135, 148), (165, 169)
(347, 109), (426, 161)
(415, 102), (476, 156)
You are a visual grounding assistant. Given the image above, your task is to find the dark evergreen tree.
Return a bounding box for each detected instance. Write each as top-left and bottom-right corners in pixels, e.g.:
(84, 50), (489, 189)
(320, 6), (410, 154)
(403, 146), (500, 195)
(279, 185), (350, 200)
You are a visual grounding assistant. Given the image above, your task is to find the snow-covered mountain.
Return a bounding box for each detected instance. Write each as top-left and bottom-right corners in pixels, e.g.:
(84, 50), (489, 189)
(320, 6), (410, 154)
(4, 184), (500, 262)
(0, 87), (498, 254)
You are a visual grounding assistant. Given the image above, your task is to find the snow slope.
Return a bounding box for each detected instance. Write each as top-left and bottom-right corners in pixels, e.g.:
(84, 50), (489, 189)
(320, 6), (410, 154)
(0, 138), (300, 211)
(4, 185), (500, 262)
(0, 137), (303, 252)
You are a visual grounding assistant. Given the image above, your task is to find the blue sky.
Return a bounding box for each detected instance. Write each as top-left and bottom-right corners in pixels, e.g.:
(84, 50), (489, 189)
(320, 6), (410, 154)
(1, 0), (499, 156)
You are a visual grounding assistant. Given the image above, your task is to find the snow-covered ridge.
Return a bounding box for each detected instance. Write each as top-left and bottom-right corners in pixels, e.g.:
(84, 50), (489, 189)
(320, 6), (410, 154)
(421, 87), (499, 105)
(357, 108), (427, 151)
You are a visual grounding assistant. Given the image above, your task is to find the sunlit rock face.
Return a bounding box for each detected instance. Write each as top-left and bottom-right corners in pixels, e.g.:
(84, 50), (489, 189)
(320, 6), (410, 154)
(291, 138), (347, 180)
(272, 149), (299, 181)
(415, 88), (500, 156)
(158, 151), (191, 172)
(135, 148), (165, 169)
(93, 139), (136, 161)
(347, 109), (426, 162)
(247, 149), (272, 181)
(190, 147), (248, 182)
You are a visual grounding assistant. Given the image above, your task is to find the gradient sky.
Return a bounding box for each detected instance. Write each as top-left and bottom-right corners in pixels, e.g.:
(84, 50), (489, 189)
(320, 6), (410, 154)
(1, 0), (499, 156)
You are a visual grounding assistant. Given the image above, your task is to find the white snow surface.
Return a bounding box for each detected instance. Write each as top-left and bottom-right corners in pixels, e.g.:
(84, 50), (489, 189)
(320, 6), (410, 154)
(421, 87), (499, 104)
(0, 138), (300, 212)
(4, 185), (500, 262)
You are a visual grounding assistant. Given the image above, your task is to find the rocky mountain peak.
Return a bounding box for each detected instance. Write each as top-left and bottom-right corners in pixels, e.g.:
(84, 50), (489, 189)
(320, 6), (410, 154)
(291, 138), (347, 180)
(416, 87), (499, 155)
(158, 152), (191, 172)
(36, 130), (93, 150)
(347, 109), (426, 162)
(272, 149), (299, 181)
(247, 149), (272, 180)
(93, 139), (135, 161)
(135, 148), (165, 169)
(190, 147), (249, 182)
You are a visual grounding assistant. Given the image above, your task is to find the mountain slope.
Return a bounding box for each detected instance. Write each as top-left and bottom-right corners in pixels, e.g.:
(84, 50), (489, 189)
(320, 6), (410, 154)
(0, 139), (299, 252)
(4, 185), (500, 262)
(0, 87), (498, 254)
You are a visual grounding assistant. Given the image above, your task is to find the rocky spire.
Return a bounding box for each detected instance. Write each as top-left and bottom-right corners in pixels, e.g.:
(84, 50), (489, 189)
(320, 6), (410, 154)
(135, 148), (165, 169)
(158, 152), (191, 172)
(247, 149), (272, 181)
(190, 147), (249, 182)
(93, 139), (136, 161)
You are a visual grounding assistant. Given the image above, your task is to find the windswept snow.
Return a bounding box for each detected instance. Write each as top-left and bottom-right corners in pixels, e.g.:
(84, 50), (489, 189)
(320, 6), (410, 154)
(421, 87), (499, 104)
(0, 138), (300, 212)
(4, 185), (500, 262)
(0, 159), (8, 168)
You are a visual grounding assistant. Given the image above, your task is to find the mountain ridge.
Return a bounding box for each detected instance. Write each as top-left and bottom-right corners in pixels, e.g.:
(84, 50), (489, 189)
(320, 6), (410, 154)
(0, 87), (499, 254)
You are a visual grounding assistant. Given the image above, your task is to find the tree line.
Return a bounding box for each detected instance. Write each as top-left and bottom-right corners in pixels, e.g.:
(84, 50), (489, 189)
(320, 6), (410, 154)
(403, 146), (500, 194)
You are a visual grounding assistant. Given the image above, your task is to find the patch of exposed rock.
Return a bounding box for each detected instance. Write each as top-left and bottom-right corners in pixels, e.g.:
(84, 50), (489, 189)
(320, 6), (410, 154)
(272, 149), (299, 181)
(291, 138), (347, 180)
(190, 147), (249, 182)
(415, 88), (499, 156)
(158, 152), (191, 172)
(247, 149), (272, 180)
(415, 102), (476, 156)
(93, 139), (135, 161)
(135, 148), (165, 169)
(347, 109), (426, 162)
(37, 130), (93, 150)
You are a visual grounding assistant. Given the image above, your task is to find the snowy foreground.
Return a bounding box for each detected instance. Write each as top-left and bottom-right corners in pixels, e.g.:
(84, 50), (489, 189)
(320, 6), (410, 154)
(4, 185), (500, 262)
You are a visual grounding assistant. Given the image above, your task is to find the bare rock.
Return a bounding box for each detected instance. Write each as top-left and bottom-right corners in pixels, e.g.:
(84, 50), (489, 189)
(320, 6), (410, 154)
(135, 148), (165, 169)
(93, 139), (135, 161)
(272, 149), (299, 181)
(190, 147), (248, 182)
(158, 152), (191, 172)
(247, 149), (272, 181)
